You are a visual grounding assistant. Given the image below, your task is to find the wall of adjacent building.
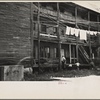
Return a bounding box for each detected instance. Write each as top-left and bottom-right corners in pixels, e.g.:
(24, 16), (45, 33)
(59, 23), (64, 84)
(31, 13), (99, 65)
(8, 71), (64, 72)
(0, 3), (31, 65)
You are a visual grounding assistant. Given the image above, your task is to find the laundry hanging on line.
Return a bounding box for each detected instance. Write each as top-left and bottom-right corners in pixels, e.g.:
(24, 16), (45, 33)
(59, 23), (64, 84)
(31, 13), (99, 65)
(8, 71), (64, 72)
(86, 30), (90, 35)
(90, 31), (94, 35)
(80, 29), (87, 40)
(65, 26), (98, 40)
(75, 28), (79, 37)
(93, 31), (97, 35)
(98, 32), (100, 34)
(66, 26), (79, 36)
(86, 31), (97, 35)
(65, 26), (71, 35)
(70, 27), (80, 37)
(71, 27), (75, 35)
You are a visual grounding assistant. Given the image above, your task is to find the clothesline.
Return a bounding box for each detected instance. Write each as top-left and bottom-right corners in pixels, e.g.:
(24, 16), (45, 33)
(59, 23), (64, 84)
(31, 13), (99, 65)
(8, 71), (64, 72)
(65, 26), (99, 40)
(33, 3), (100, 40)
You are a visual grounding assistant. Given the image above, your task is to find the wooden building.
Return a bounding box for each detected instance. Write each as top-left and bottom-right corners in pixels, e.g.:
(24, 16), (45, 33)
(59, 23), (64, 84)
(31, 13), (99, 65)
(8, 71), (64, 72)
(0, 2), (100, 70)
(32, 2), (100, 69)
(0, 3), (31, 66)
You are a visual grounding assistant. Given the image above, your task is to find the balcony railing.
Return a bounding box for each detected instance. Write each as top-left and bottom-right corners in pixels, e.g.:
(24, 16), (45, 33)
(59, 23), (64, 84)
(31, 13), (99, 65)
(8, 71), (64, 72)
(40, 7), (76, 22)
(40, 8), (57, 17)
(33, 4), (99, 30)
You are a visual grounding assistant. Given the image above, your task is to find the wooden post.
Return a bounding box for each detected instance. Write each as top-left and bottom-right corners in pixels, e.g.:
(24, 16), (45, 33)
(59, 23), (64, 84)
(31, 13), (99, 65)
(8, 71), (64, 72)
(69, 44), (71, 63)
(74, 45), (76, 63)
(57, 2), (61, 70)
(30, 3), (34, 67)
(37, 2), (40, 72)
(97, 15), (99, 32)
(75, 6), (78, 62)
(88, 11), (92, 59)
(97, 15), (100, 58)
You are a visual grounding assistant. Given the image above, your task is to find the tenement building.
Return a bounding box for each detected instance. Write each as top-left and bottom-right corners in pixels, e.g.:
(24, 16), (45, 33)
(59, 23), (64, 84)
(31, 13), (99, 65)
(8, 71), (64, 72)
(0, 2), (100, 71)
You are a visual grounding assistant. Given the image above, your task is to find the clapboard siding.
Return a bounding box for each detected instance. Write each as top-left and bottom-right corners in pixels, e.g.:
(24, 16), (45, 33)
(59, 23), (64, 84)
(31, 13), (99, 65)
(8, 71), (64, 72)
(0, 2), (31, 64)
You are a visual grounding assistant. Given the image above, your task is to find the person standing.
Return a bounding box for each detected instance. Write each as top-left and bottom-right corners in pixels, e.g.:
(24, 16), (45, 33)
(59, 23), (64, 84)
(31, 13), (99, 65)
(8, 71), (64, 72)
(61, 56), (66, 70)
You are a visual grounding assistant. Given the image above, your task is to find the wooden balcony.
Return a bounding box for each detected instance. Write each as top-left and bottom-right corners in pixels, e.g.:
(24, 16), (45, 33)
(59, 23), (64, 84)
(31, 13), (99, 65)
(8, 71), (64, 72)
(34, 30), (98, 46)
(33, 32), (58, 43)
(40, 8), (57, 17)
(60, 13), (75, 22)
(40, 8), (76, 24)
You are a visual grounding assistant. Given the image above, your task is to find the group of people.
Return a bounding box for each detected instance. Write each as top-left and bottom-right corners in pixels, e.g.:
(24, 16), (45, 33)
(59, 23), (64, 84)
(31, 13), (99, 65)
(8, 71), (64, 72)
(61, 56), (80, 70)
(61, 55), (97, 70)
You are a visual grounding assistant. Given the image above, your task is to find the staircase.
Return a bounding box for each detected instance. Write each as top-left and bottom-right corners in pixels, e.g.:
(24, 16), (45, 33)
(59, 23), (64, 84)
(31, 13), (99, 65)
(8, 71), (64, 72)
(78, 45), (90, 64)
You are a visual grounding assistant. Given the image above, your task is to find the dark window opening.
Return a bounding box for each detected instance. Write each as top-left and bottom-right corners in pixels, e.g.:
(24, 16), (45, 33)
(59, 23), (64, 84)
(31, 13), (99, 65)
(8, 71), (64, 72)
(45, 47), (50, 58)
(53, 27), (57, 35)
(61, 30), (64, 35)
(40, 46), (50, 58)
(54, 48), (58, 58)
(33, 23), (36, 30)
(33, 16), (37, 21)
(90, 13), (97, 21)
(40, 47), (44, 57)
(41, 24), (47, 33)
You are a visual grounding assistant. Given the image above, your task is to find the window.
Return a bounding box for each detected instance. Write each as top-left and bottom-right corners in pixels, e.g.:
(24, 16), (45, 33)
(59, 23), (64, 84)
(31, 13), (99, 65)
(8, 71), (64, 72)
(33, 16), (37, 21)
(41, 24), (47, 33)
(53, 27), (57, 35)
(61, 30), (64, 35)
(45, 47), (50, 58)
(34, 45), (38, 59)
(33, 23), (36, 30)
(54, 48), (58, 58)
(40, 46), (50, 58)
(40, 47), (44, 57)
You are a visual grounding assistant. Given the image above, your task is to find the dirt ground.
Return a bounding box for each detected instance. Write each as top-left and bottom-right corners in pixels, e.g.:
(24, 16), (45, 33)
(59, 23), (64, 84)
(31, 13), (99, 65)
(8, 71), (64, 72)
(2, 68), (100, 99)
(23, 68), (100, 99)
(24, 68), (100, 81)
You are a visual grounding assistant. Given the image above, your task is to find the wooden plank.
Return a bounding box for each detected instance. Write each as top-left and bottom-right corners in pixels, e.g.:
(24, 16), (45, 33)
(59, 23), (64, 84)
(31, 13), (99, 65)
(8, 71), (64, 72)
(69, 44), (71, 63)
(88, 11), (92, 59)
(30, 3), (34, 67)
(97, 15), (99, 32)
(57, 2), (61, 70)
(75, 6), (79, 62)
(37, 3), (40, 72)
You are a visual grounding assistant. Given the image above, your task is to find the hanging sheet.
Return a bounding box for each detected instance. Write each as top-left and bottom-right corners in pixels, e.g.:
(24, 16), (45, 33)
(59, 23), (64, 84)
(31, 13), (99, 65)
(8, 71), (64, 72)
(65, 26), (71, 35)
(65, 26), (98, 37)
(93, 31), (97, 35)
(80, 29), (87, 40)
(71, 27), (75, 35)
(86, 30), (90, 34)
(75, 28), (79, 37)
(90, 31), (94, 35)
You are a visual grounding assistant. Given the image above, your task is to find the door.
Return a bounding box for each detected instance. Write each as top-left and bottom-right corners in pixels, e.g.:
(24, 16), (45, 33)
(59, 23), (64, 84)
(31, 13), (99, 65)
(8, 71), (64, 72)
(61, 49), (64, 57)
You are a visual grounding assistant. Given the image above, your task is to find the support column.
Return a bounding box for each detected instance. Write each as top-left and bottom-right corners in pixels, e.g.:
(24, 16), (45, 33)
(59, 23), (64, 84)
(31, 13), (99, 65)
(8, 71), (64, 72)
(30, 3), (34, 67)
(57, 2), (61, 70)
(88, 11), (92, 59)
(97, 15), (100, 58)
(97, 15), (99, 32)
(37, 2), (40, 72)
(75, 6), (78, 62)
(69, 44), (71, 63)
